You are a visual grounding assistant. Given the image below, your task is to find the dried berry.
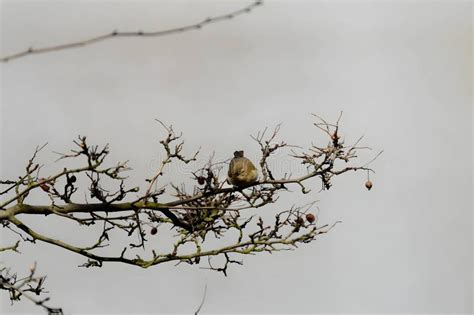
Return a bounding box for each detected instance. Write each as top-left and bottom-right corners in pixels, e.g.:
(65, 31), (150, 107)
(69, 175), (77, 183)
(38, 179), (50, 192)
(150, 227), (158, 235)
(295, 217), (304, 225)
(39, 183), (50, 192)
(305, 213), (316, 223)
(365, 180), (373, 191)
(197, 176), (205, 185)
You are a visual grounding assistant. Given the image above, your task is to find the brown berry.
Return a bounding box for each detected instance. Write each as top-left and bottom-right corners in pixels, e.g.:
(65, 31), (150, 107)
(150, 227), (158, 235)
(197, 176), (205, 185)
(365, 180), (373, 190)
(306, 213), (316, 223)
(295, 217), (304, 225)
(39, 180), (50, 192)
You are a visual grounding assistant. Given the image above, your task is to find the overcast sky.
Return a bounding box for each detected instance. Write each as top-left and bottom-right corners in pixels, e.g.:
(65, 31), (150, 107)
(0, 0), (472, 314)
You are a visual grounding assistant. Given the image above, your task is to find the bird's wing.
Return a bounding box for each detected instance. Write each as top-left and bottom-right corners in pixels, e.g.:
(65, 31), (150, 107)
(229, 159), (245, 176)
(244, 158), (257, 171)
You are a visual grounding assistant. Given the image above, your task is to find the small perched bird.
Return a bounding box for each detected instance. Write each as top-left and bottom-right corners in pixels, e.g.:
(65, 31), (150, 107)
(227, 150), (258, 188)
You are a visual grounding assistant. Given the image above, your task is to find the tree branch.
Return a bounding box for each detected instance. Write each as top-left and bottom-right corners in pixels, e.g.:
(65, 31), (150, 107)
(0, 0), (263, 63)
(0, 114), (381, 274)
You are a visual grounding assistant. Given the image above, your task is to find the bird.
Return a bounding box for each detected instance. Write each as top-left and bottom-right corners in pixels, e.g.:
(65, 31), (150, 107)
(227, 150), (258, 188)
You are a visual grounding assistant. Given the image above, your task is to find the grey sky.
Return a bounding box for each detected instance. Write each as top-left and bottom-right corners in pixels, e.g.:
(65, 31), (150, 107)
(1, 0), (472, 314)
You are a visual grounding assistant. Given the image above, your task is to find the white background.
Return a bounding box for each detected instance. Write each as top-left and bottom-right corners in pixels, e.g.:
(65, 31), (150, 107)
(1, 0), (472, 314)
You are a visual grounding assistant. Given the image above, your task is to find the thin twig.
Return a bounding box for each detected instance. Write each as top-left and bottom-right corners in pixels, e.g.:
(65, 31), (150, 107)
(0, 1), (263, 63)
(194, 284), (207, 315)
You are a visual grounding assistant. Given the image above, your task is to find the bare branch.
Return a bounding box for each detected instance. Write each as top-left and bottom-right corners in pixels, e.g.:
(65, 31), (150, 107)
(0, 114), (381, 277)
(0, 263), (63, 314)
(0, 0), (263, 63)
